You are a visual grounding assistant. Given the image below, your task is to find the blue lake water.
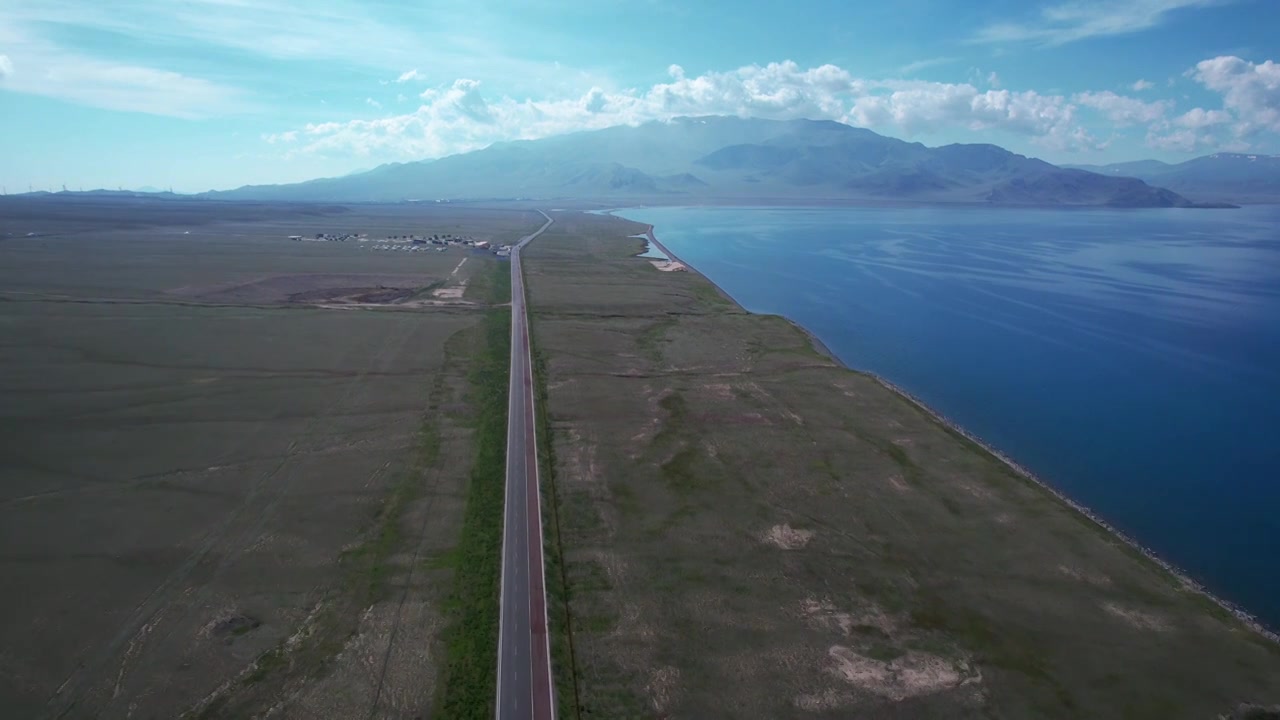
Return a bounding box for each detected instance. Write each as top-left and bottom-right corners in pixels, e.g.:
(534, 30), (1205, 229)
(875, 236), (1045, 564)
(619, 205), (1280, 630)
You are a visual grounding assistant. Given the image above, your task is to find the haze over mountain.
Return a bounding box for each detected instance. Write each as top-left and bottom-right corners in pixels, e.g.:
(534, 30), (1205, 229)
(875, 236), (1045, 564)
(209, 117), (1213, 208)
(1066, 153), (1280, 204)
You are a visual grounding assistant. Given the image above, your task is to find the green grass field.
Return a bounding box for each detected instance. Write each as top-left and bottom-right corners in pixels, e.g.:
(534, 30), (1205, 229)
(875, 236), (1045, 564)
(0, 200), (539, 718)
(523, 211), (1280, 719)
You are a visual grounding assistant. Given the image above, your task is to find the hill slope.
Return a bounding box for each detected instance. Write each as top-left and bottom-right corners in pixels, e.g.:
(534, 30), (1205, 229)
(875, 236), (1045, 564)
(1066, 153), (1280, 203)
(211, 117), (1204, 207)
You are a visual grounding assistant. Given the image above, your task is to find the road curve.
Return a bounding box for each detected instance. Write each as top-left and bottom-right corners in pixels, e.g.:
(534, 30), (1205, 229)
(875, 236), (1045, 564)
(496, 209), (556, 720)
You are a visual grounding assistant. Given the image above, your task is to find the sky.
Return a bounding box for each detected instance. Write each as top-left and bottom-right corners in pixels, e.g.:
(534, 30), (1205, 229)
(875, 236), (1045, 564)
(1, 0), (1278, 192)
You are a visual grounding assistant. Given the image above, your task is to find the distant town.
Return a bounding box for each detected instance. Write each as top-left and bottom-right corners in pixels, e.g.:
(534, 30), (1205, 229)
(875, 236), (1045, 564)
(288, 232), (512, 256)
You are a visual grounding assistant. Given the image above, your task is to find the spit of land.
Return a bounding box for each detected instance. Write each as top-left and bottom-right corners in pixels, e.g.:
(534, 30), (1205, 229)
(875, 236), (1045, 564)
(523, 211), (1280, 719)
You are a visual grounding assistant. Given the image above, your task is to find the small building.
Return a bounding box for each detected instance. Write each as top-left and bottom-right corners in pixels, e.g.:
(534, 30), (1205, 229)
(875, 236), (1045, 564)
(288, 235), (303, 241)
(475, 241), (490, 250)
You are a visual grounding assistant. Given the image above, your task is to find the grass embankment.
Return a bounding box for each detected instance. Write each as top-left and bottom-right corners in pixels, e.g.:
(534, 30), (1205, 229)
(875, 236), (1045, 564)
(433, 260), (511, 718)
(530, 325), (583, 720)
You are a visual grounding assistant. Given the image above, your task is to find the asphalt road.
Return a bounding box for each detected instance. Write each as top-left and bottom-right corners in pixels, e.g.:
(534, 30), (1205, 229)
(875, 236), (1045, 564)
(496, 210), (556, 720)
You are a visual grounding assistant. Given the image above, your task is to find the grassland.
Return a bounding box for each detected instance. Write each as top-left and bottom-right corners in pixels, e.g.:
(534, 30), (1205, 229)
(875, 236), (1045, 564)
(522, 211), (1280, 719)
(0, 199), (539, 718)
(434, 262), (511, 719)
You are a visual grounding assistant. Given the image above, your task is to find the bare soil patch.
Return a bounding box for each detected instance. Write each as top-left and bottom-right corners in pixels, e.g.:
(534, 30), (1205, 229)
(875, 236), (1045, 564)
(763, 523), (815, 550)
(1103, 602), (1172, 632)
(827, 645), (971, 701)
(169, 273), (434, 305)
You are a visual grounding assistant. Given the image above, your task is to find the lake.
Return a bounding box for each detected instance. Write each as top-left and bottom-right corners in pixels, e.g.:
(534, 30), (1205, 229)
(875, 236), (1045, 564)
(619, 205), (1280, 631)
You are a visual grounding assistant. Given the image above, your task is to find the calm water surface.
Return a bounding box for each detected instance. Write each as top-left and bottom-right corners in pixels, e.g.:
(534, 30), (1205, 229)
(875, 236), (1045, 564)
(620, 205), (1280, 630)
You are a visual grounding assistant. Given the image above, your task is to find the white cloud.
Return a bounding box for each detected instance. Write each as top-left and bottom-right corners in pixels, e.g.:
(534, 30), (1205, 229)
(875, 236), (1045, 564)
(0, 0), (579, 95)
(1132, 79), (1154, 91)
(366, 97), (382, 109)
(1189, 55), (1280, 136)
(289, 62), (872, 159)
(264, 130), (298, 144)
(897, 57), (957, 75)
(1073, 91), (1170, 125)
(987, 72), (1002, 88)
(0, 54), (13, 79)
(396, 69), (421, 83)
(1, 51), (247, 117)
(849, 83), (1084, 148)
(290, 61), (1111, 161)
(269, 57), (1278, 162)
(1173, 107), (1231, 128)
(972, 0), (1233, 46)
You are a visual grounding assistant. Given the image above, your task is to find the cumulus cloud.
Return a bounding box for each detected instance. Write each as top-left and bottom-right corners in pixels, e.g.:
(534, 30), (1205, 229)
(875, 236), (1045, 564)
(365, 97), (382, 109)
(1173, 107), (1231, 128)
(1073, 91), (1170, 125)
(849, 83), (1087, 149)
(286, 62), (873, 159)
(1189, 55), (1280, 136)
(0, 54), (13, 79)
(1131, 79), (1154, 91)
(269, 58), (1274, 161)
(396, 68), (420, 83)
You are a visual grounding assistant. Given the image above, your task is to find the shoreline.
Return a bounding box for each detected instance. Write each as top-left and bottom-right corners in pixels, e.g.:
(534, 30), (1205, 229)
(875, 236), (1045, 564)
(638, 217), (1279, 644)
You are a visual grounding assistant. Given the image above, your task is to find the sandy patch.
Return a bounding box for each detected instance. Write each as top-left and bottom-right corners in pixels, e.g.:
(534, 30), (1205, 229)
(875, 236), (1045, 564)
(650, 260), (687, 272)
(955, 479), (993, 500)
(628, 385), (668, 457)
(802, 598), (896, 636)
(1103, 602), (1170, 632)
(827, 646), (970, 701)
(169, 273), (431, 304)
(1058, 564), (1112, 586)
(886, 474), (911, 493)
(432, 280), (468, 299)
(793, 689), (853, 711)
(764, 523), (814, 550)
(646, 666), (680, 713)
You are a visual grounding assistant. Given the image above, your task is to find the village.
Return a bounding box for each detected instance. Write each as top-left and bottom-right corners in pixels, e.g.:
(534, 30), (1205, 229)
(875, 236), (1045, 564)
(288, 231), (512, 257)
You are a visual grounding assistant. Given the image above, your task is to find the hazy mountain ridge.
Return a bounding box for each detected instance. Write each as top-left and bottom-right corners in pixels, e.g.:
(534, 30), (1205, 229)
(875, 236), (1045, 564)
(196, 117), (1240, 206)
(1065, 153), (1280, 203)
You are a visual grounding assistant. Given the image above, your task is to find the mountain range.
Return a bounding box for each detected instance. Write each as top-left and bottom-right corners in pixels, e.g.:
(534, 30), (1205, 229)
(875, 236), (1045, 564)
(1064, 153), (1280, 204)
(207, 117), (1245, 208)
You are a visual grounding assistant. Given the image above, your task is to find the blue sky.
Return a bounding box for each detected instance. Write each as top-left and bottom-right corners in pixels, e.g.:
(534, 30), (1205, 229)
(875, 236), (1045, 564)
(1, 0), (1278, 192)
